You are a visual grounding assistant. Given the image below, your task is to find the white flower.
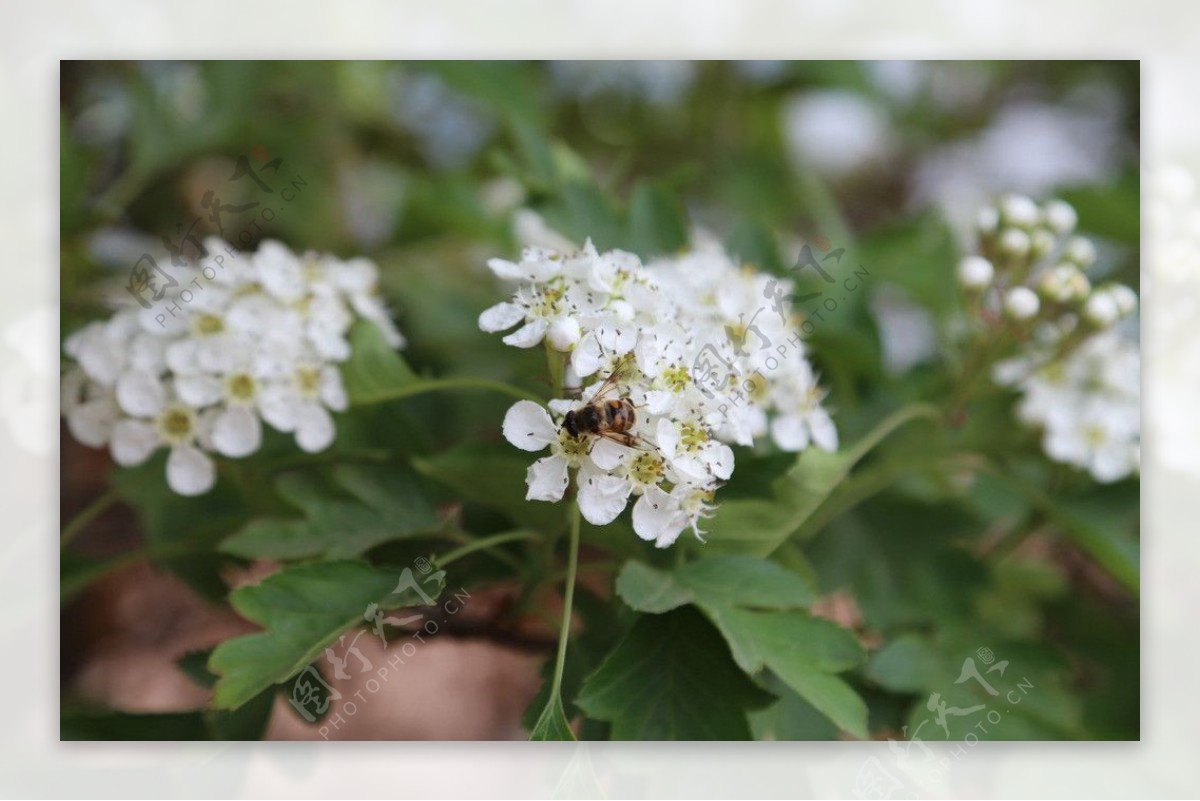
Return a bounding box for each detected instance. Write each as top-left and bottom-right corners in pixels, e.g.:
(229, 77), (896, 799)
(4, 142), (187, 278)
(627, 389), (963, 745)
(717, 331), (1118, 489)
(108, 373), (217, 496)
(484, 237), (843, 547)
(1003, 329), (1139, 483)
(62, 239), (405, 495)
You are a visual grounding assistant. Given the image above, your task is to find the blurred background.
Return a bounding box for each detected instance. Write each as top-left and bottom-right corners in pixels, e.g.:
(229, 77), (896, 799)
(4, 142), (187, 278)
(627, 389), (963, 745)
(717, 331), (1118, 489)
(59, 60), (1140, 741)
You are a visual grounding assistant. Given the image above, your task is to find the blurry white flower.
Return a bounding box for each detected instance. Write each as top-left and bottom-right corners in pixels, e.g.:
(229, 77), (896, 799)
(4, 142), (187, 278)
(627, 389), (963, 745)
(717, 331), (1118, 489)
(997, 329), (1139, 483)
(549, 61), (696, 106)
(62, 239), (404, 495)
(782, 90), (892, 178)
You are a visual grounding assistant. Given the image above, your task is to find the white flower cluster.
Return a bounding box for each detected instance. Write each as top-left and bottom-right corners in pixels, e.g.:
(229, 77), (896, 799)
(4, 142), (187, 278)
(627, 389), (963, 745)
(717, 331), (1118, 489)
(480, 238), (837, 548)
(994, 328), (1139, 483)
(61, 239), (404, 496)
(966, 194), (1140, 483)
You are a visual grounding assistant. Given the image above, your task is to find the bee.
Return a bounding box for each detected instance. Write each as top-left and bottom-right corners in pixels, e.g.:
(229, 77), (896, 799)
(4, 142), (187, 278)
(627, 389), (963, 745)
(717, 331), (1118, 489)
(562, 355), (643, 449)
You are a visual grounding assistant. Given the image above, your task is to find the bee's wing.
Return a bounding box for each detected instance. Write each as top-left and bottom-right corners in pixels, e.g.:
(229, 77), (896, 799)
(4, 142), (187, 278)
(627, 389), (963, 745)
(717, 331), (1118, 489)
(585, 352), (636, 403)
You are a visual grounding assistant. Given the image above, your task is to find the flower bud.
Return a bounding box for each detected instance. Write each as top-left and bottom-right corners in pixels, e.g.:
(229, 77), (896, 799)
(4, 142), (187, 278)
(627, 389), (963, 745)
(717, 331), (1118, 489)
(1000, 194), (1039, 228)
(976, 206), (1000, 236)
(1041, 199), (1078, 235)
(957, 255), (994, 290)
(998, 228), (1031, 259)
(1084, 290), (1120, 328)
(1037, 264), (1090, 303)
(1109, 284), (1138, 316)
(1063, 236), (1097, 268)
(1003, 286), (1040, 320)
(1029, 228), (1057, 260)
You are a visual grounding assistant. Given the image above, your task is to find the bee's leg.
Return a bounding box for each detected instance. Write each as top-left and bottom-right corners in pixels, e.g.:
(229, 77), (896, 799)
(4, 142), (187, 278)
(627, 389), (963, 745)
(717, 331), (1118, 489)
(599, 431), (652, 451)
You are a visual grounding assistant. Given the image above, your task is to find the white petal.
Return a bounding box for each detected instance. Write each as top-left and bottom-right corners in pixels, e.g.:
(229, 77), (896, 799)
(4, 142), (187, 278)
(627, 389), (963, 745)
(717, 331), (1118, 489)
(808, 408), (839, 452)
(165, 339), (200, 374)
(307, 323), (352, 361)
(66, 398), (117, 448)
(655, 418), (680, 460)
(258, 384), (299, 432)
(571, 332), (603, 378)
(211, 406), (262, 458)
(632, 486), (684, 543)
(771, 415), (810, 452)
(577, 468), (631, 525)
(256, 240), (306, 302)
(526, 455), (570, 502)
(110, 419), (160, 467)
(1090, 443), (1135, 483)
(478, 301), (525, 333)
(127, 334), (167, 375)
(320, 367), (349, 412)
(166, 445), (216, 495)
(295, 402), (335, 453)
(546, 317), (582, 351)
(589, 436), (628, 471)
(486, 258), (526, 281)
(644, 390), (676, 416)
(195, 335), (239, 374)
(548, 398), (577, 416)
(501, 319), (548, 348)
(76, 331), (125, 386)
(502, 401), (557, 451)
(115, 370), (166, 418)
(708, 442), (735, 480)
(597, 324), (637, 356)
(175, 373), (224, 408)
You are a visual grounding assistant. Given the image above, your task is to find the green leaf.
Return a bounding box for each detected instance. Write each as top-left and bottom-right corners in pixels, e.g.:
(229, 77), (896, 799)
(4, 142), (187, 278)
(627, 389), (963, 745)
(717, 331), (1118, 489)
(704, 608), (868, 738)
(616, 556), (815, 614)
(627, 182), (688, 257)
(705, 404), (938, 555)
(220, 463), (440, 560)
(529, 695), (577, 741)
(413, 442), (560, 531)
(177, 650), (276, 740)
(703, 448), (853, 555)
(342, 321), (419, 404)
(863, 634), (944, 694)
(575, 607), (775, 739)
(614, 556), (865, 737)
(749, 673), (840, 741)
(208, 560), (442, 710)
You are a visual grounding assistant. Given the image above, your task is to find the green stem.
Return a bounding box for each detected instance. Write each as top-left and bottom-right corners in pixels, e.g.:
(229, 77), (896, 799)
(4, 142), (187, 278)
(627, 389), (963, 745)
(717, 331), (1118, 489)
(438, 530), (538, 568)
(846, 402), (941, 465)
(351, 377), (538, 406)
(549, 498), (582, 701)
(61, 487), (121, 548)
